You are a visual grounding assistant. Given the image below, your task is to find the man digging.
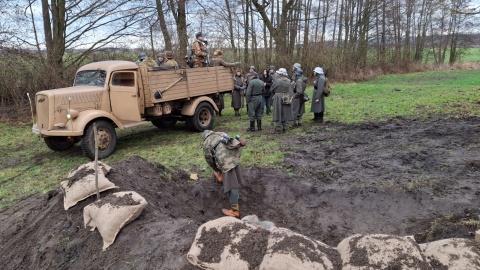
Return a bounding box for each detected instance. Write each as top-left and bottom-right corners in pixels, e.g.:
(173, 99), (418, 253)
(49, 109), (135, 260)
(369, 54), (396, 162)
(202, 130), (247, 217)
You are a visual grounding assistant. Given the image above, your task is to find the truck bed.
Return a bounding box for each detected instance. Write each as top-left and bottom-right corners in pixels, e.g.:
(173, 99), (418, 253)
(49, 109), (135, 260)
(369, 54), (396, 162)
(139, 66), (235, 108)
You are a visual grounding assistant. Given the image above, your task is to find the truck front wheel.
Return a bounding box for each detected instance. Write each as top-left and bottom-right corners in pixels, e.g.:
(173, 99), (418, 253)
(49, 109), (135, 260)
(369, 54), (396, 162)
(81, 120), (117, 160)
(44, 136), (77, 151)
(186, 102), (214, 131)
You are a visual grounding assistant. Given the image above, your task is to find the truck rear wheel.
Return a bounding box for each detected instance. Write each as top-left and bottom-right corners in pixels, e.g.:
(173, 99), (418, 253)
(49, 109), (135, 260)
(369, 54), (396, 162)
(186, 102), (214, 131)
(81, 120), (117, 160)
(44, 136), (77, 151)
(151, 118), (178, 128)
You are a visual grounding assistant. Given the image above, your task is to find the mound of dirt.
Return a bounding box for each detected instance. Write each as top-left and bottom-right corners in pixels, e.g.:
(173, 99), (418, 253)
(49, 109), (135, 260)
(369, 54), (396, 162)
(0, 117), (479, 269)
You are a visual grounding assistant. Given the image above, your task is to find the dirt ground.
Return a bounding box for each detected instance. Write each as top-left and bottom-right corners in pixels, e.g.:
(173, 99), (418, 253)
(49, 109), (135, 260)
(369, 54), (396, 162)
(0, 116), (479, 269)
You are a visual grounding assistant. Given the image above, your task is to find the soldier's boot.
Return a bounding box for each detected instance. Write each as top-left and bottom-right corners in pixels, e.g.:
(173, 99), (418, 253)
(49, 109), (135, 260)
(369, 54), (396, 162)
(234, 110), (239, 117)
(222, 204), (240, 218)
(270, 126), (282, 134)
(318, 112), (324, 123)
(294, 120), (300, 127)
(246, 121), (255, 132)
(257, 120), (262, 131)
(283, 125), (288, 132)
(313, 113), (321, 122)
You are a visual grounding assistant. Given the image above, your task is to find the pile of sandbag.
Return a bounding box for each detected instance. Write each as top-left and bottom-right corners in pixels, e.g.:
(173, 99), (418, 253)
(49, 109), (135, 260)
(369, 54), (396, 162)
(61, 161), (148, 250)
(187, 216), (480, 270)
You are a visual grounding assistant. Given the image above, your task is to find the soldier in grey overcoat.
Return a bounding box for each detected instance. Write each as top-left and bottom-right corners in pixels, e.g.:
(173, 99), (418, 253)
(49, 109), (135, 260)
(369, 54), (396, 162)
(232, 68), (245, 116)
(291, 67), (308, 126)
(270, 68), (291, 133)
(311, 67), (326, 122)
(245, 72), (264, 132)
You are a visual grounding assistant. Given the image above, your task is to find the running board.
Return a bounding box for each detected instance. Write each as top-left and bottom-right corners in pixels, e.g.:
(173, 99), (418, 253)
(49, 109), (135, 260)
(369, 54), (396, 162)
(121, 121), (150, 129)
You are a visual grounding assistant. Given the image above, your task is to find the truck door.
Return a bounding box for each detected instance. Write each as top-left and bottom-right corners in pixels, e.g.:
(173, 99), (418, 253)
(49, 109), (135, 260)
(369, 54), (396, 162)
(109, 71), (142, 122)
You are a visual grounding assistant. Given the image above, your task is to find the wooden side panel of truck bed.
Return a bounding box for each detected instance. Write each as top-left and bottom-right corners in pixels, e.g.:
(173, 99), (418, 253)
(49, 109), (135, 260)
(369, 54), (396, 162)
(139, 66), (234, 108)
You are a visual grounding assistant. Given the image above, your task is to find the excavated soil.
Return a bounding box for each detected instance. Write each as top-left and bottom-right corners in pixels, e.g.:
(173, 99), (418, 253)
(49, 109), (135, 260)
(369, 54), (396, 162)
(0, 116), (479, 269)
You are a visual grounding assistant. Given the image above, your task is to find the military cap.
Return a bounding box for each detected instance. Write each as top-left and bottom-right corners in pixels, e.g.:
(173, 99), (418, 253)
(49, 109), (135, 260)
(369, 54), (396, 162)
(249, 72), (258, 78)
(249, 66), (256, 71)
(156, 53), (165, 58)
(195, 32), (203, 39)
(214, 49), (223, 56)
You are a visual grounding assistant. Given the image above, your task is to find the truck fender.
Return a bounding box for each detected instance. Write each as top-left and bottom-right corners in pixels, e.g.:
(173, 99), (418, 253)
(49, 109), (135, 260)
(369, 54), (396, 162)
(181, 96), (219, 116)
(68, 110), (125, 135)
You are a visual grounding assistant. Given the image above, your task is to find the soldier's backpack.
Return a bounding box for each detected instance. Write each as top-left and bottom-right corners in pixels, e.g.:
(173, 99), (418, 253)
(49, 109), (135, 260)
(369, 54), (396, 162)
(323, 77), (332, 97)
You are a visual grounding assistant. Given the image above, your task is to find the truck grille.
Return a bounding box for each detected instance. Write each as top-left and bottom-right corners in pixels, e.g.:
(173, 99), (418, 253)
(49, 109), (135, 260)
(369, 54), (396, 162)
(36, 94), (50, 130)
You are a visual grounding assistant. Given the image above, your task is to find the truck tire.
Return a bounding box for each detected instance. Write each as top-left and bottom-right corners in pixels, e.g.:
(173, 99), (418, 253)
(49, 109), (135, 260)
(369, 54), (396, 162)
(81, 120), (117, 160)
(151, 118), (178, 129)
(44, 136), (76, 151)
(186, 102), (214, 132)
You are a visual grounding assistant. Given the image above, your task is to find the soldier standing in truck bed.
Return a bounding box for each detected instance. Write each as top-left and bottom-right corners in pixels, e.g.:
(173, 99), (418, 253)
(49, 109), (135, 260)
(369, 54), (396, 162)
(192, 32), (208, 68)
(211, 50), (239, 68)
(211, 49), (240, 116)
(163, 51), (179, 68)
(202, 130), (247, 217)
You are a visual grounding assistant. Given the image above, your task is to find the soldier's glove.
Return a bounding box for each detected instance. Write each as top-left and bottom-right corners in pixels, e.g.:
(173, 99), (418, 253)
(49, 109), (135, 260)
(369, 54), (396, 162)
(203, 40), (209, 45)
(214, 171), (223, 183)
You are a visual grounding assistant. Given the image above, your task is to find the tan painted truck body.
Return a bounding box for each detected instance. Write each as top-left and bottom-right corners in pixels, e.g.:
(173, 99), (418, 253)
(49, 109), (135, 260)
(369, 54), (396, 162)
(32, 60), (234, 159)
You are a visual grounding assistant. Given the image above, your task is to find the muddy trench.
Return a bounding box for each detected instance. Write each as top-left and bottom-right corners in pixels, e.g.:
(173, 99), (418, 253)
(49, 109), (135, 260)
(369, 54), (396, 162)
(0, 117), (479, 270)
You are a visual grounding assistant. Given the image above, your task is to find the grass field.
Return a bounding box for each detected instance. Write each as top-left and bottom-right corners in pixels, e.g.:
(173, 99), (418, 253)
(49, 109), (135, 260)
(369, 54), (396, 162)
(0, 69), (479, 208)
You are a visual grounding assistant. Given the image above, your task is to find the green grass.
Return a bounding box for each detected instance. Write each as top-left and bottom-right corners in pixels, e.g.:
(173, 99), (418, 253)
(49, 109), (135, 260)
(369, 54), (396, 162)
(1, 69), (480, 207)
(322, 69), (480, 123)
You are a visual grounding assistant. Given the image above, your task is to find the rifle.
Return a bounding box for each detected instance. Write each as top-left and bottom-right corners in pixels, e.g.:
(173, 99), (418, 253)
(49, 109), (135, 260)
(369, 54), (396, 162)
(205, 48), (211, 67)
(203, 40), (211, 67)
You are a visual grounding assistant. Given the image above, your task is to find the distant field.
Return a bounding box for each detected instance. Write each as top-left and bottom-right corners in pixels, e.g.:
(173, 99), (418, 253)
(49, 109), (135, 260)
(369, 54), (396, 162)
(424, 47), (480, 63)
(0, 69), (479, 207)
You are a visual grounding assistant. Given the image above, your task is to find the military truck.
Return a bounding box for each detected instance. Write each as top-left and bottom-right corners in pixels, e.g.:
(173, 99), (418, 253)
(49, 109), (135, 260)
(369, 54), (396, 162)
(31, 61), (234, 159)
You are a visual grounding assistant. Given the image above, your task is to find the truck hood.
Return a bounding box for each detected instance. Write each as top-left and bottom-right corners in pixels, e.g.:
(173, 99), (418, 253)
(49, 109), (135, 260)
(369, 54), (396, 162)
(37, 85), (104, 96)
(37, 85), (106, 106)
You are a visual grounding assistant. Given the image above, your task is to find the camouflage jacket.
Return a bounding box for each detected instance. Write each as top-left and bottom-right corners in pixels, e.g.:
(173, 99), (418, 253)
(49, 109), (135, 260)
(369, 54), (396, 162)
(193, 40), (207, 62)
(203, 131), (244, 173)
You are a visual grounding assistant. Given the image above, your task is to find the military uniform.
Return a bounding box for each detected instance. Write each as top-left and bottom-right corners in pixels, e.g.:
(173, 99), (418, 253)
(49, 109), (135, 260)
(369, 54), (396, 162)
(311, 71), (326, 122)
(271, 70), (291, 133)
(291, 70), (308, 126)
(233, 71), (245, 116)
(164, 59), (179, 67)
(202, 130), (246, 217)
(246, 74), (264, 131)
(138, 57), (158, 68)
(192, 39), (207, 68)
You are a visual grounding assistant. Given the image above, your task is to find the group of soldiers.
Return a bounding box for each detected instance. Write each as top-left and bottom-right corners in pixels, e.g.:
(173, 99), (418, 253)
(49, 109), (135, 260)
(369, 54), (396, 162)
(235, 63), (327, 133)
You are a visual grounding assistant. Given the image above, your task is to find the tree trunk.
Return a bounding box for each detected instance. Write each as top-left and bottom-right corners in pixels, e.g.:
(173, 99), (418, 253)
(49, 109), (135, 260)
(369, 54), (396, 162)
(155, 0), (173, 51)
(225, 0), (237, 60)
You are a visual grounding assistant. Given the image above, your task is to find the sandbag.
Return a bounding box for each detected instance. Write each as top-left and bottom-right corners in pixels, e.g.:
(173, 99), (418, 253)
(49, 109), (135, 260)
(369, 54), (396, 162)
(260, 227), (341, 270)
(187, 216), (341, 270)
(420, 238), (480, 270)
(187, 217), (253, 270)
(83, 191), (148, 250)
(61, 161), (116, 210)
(337, 234), (430, 270)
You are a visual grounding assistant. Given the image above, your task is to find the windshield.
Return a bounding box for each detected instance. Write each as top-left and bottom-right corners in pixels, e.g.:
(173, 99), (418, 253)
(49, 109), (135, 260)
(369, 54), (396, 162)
(74, 70), (107, 87)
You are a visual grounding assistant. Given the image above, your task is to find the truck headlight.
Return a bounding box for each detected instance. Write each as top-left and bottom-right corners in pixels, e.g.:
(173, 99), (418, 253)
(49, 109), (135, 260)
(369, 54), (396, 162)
(67, 109), (79, 120)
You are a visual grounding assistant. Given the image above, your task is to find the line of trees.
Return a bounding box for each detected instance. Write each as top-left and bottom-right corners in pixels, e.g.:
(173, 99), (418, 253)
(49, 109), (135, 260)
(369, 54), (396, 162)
(0, 0), (479, 108)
